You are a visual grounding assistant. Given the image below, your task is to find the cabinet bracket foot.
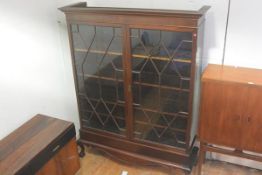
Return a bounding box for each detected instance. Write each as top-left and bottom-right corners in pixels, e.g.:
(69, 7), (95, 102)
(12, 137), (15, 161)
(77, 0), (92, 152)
(77, 140), (85, 158)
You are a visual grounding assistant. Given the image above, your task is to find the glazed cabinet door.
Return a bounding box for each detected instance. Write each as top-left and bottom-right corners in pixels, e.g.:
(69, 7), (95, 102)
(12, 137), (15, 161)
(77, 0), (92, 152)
(199, 82), (248, 149)
(241, 86), (262, 153)
(70, 24), (127, 136)
(129, 28), (193, 149)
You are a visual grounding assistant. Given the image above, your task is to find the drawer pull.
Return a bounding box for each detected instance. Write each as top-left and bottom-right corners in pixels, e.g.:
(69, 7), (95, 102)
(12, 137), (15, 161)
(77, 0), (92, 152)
(52, 145), (60, 152)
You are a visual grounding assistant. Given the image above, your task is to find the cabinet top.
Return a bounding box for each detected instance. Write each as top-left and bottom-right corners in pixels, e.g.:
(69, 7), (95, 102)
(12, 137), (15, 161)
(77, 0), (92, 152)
(202, 64), (262, 86)
(59, 2), (210, 19)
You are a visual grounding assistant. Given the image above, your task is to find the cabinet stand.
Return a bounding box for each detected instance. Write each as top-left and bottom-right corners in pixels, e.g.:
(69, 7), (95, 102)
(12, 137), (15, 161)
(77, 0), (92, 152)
(77, 139), (86, 157)
(198, 142), (262, 175)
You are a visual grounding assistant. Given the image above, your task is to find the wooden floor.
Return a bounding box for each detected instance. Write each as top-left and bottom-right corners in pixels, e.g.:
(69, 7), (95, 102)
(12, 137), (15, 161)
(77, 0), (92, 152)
(77, 148), (262, 175)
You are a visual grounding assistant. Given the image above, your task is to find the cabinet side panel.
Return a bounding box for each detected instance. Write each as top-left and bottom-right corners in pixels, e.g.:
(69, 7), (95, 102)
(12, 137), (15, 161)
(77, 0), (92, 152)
(199, 81), (223, 143)
(189, 20), (205, 146)
(67, 22), (83, 129)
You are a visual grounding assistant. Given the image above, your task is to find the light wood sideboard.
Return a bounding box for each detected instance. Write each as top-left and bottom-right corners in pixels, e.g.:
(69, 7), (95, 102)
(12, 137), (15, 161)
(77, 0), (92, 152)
(198, 64), (262, 174)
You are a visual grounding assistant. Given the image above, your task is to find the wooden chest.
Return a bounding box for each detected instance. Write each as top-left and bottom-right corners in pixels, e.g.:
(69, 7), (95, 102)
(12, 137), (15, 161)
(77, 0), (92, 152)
(0, 114), (80, 175)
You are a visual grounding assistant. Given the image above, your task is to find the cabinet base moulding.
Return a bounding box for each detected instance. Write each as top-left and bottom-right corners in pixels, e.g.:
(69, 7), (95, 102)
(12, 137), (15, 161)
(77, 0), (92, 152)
(79, 129), (198, 174)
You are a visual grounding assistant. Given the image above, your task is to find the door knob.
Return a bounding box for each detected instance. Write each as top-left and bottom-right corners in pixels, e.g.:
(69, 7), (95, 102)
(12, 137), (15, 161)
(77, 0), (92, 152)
(247, 116), (252, 123)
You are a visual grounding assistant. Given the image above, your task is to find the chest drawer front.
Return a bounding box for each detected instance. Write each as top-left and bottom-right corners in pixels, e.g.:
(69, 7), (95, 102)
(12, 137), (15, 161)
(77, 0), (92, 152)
(36, 138), (80, 175)
(29, 125), (75, 173)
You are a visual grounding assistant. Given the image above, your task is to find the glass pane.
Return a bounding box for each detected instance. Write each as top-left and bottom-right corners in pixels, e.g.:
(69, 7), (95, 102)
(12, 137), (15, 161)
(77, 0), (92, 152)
(72, 24), (125, 135)
(131, 28), (192, 148)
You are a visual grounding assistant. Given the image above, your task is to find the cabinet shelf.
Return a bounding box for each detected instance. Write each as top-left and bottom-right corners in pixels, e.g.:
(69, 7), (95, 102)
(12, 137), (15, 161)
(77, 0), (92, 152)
(78, 93), (189, 118)
(77, 73), (190, 92)
(81, 109), (186, 133)
(78, 93), (126, 105)
(74, 48), (192, 63)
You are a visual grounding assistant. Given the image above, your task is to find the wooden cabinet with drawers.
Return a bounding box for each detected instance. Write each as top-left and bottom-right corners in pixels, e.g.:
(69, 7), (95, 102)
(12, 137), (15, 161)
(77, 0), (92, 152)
(198, 64), (262, 174)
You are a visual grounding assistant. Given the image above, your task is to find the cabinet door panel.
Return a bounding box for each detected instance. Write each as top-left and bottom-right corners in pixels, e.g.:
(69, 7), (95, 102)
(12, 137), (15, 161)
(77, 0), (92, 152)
(199, 82), (248, 148)
(130, 28), (193, 149)
(71, 24), (126, 136)
(242, 86), (262, 152)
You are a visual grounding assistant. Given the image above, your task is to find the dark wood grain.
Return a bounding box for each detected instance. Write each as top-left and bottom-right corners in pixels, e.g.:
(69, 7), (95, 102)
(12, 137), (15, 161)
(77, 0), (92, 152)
(186, 30), (198, 149)
(60, 2), (210, 29)
(0, 114), (78, 175)
(59, 2), (210, 18)
(122, 25), (134, 139)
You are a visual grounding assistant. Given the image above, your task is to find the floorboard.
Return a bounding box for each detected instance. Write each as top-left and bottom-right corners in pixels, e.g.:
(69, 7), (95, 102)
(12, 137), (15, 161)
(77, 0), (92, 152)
(76, 147), (262, 175)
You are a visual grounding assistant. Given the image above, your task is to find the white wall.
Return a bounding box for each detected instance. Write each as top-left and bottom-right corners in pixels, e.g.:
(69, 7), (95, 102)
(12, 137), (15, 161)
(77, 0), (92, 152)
(224, 0), (262, 69)
(0, 0), (79, 139)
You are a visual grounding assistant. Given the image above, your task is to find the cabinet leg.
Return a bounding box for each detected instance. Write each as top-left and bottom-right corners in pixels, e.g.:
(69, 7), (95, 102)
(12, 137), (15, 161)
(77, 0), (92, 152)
(77, 140), (85, 158)
(170, 168), (188, 175)
(197, 142), (206, 175)
(203, 155), (207, 164)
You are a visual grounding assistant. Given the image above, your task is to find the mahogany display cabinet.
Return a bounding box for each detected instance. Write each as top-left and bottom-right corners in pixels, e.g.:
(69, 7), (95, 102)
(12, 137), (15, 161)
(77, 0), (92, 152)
(60, 2), (209, 173)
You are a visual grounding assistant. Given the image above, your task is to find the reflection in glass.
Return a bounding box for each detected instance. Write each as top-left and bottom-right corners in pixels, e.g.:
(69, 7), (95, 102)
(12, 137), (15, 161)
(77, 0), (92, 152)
(131, 28), (192, 148)
(72, 24), (125, 135)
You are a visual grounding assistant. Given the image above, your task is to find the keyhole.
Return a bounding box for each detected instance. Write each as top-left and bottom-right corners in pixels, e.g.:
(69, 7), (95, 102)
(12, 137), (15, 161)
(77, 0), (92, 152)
(247, 116), (251, 123)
